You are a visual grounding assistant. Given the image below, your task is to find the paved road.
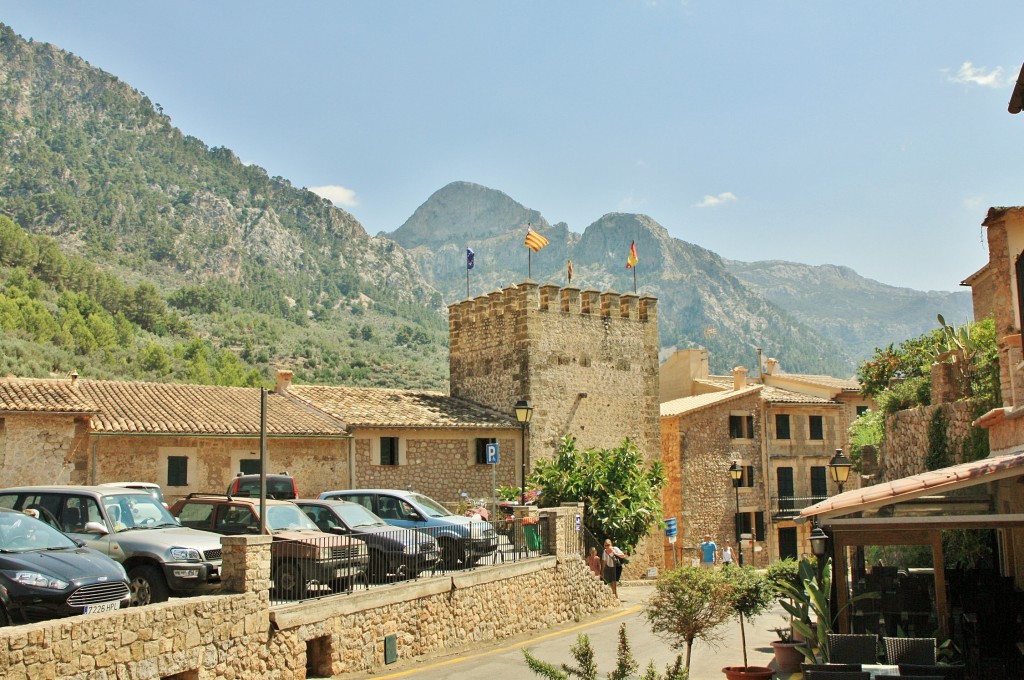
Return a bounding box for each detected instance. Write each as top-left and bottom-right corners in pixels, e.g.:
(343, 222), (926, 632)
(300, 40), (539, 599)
(336, 584), (790, 680)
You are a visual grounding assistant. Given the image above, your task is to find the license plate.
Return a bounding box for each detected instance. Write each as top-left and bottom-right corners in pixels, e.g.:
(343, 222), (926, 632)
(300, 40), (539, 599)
(85, 600), (121, 614)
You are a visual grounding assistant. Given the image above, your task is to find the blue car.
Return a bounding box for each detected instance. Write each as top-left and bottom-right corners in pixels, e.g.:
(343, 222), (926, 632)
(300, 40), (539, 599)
(318, 489), (497, 569)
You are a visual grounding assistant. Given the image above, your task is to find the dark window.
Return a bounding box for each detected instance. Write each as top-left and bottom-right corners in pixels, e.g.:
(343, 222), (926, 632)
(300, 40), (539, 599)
(742, 465), (755, 488)
(754, 511), (765, 540)
(777, 467), (794, 511)
(239, 459), (261, 475)
(380, 437), (399, 466)
(809, 415), (824, 440)
(856, 405), (869, 417)
(737, 512), (752, 536)
(775, 414), (791, 440)
(167, 456), (189, 487)
(475, 438), (497, 465)
(729, 415), (754, 439)
(778, 527), (798, 560)
(811, 466), (828, 500)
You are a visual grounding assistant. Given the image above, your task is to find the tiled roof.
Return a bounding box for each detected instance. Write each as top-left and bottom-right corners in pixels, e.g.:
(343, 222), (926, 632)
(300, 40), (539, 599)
(661, 385), (762, 417)
(77, 379), (347, 436)
(287, 385), (518, 429)
(0, 377), (98, 413)
(696, 377), (837, 405)
(768, 373), (861, 392)
(801, 449), (1024, 520)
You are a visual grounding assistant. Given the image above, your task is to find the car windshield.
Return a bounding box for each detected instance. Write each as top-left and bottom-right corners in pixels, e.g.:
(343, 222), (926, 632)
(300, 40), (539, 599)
(264, 504), (320, 532)
(332, 503), (387, 528)
(407, 493), (453, 518)
(103, 494), (177, 531)
(0, 511), (78, 552)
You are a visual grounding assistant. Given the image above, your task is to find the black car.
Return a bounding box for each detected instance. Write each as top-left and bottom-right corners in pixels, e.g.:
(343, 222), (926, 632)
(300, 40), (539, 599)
(227, 472), (298, 500)
(296, 499), (440, 582)
(0, 507), (131, 625)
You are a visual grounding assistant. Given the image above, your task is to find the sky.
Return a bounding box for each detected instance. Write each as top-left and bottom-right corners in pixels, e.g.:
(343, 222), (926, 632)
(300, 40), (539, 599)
(2, 2), (1022, 292)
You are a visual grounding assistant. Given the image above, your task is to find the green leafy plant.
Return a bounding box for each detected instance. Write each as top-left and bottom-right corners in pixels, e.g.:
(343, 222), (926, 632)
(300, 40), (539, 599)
(644, 565), (733, 673)
(725, 565), (777, 669)
(530, 435), (665, 554)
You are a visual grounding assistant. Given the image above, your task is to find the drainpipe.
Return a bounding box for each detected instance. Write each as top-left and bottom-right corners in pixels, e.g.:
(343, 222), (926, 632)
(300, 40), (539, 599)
(759, 399), (775, 563)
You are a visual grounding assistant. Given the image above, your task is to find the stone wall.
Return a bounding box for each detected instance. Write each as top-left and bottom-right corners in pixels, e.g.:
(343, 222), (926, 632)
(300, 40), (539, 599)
(0, 508), (614, 679)
(0, 413), (90, 487)
(882, 401), (978, 482)
(350, 431), (519, 503)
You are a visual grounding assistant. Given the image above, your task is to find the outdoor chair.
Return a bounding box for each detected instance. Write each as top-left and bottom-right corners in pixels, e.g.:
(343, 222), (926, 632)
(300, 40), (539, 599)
(898, 663), (966, 680)
(800, 662), (863, 673)
(884, 636), (937, 665)
(803, 671), (869, 680)
(828, 633), (879, 664)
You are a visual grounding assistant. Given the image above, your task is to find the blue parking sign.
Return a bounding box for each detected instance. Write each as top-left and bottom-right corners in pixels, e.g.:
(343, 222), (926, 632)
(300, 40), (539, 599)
(486, 443), (499, 464)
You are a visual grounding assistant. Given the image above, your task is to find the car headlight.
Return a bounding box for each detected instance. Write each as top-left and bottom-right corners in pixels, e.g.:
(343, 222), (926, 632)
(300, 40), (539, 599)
(169, 547), (202, 562)
(11, 571), (69, 590)
(403, 543), (418, 555)
(469, 522), (492, 539)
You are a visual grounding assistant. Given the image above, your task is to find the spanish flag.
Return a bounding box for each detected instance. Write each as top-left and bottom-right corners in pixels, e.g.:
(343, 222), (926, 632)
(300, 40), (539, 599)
(626, 241), (639, 269)
(524, 227), (550, 252)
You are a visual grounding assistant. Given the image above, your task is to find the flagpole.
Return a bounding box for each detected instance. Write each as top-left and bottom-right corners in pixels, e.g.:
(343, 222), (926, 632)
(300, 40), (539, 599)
(633, 266), (637, 294)
(467, 267), (470, 299)
(528, 250), (532, 280)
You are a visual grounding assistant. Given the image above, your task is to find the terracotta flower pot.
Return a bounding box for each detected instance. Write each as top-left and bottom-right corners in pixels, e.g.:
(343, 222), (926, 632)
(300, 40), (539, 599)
(721, 665), (775, 680)
(770, 640), (803, 673)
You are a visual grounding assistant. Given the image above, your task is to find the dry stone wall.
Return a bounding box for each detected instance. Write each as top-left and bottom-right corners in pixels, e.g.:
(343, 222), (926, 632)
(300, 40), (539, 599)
(882, 402), (978, 481)
(0, 413), (89, 486)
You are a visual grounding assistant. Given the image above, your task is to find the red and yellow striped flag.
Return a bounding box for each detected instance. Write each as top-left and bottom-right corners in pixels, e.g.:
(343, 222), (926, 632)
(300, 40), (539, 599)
(524, 227), (549, 252)
(626, 241), (639, 269)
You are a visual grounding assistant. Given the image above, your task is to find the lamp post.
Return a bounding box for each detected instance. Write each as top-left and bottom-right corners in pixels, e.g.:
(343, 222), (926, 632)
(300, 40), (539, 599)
(828, 448), (852, 493)
(514, 400), (533, 507)
(728, 460), (744, 566)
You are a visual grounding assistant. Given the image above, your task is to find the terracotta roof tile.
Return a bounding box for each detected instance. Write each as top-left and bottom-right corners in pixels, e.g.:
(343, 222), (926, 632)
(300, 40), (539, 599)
(801, 449), (1024, 520)
(697, 377), (837, 405)
(77, 379), (347, 436)
(288, 385), (518, 429)
(769, 373), (861, 392)
(661, 386), (762, 417)
(0, 377), (97, 413)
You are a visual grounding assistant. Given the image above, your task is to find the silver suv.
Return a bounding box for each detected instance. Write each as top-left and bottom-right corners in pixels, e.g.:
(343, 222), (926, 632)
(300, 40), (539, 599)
(0, 486), (223, 606)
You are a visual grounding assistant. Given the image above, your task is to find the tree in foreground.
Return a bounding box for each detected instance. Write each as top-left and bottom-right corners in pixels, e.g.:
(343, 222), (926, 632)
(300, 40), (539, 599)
(643, 565), (733, 673)
(529, 435), (665, 553)
(523, 623), (685, 680)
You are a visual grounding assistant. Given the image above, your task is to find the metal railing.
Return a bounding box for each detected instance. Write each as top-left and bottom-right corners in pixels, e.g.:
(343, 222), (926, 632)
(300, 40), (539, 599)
(268, 516), (551, 605)
(771, 495), (827, 518)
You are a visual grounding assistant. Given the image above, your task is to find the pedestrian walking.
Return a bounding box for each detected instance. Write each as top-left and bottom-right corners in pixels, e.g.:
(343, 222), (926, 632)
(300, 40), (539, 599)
(586, 546), (602, 577)
(699, 534), (717, 568)
(721, 540), (734, 567)
(601, 539), (626, 598)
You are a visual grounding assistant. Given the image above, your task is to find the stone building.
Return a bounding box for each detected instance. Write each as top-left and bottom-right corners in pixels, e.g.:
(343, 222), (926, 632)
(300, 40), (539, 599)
(660, 348), (871, 565)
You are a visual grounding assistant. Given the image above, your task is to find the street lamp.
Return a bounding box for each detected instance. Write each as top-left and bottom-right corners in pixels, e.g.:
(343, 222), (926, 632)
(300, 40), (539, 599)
(728, 460), (744, 567)
(809, 522), (829, 559)
(514, 400), (533, 507)
(828, 448), (852, 493)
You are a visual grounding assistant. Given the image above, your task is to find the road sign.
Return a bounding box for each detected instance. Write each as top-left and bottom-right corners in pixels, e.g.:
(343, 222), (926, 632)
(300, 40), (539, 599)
(575, 514), (581, 532)
(486, 442), (499, 465)
(664, 517), (678, 537)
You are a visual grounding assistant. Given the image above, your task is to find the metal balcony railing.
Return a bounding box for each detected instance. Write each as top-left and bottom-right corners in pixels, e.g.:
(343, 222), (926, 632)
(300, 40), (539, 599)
(771, 495), (827, 518)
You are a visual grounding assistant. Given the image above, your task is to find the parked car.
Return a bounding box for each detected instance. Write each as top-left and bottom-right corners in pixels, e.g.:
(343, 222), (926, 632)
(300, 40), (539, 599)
(226, 472), (298, 500)
(0, 485), (223, 606)
(295, 498), (440, 582)
(100, 482), (169, 508)
(317, 489), (498, 568)
(170, 494), (368, 598)
(0, 507), (131, 625)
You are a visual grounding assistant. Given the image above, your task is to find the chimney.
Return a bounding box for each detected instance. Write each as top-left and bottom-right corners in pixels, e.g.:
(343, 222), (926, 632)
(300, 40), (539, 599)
(732, 366), (748, 391)
(276, 369), (294, 394)
(765, 358), (778, 375)
(69, 371), (79, 388)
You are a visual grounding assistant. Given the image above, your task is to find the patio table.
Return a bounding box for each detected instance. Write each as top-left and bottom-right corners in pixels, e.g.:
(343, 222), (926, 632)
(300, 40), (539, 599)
(861, 664), (900, 678)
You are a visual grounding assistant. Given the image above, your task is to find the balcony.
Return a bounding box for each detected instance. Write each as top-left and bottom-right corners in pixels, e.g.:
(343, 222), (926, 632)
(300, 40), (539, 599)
(771, 495), (827, 519)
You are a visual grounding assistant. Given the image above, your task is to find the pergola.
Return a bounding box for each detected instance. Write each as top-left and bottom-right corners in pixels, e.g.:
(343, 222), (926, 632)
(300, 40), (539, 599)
(798, 449), (1024, 636)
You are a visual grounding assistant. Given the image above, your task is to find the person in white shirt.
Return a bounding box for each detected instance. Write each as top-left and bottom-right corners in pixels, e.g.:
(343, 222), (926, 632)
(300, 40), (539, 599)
(601, 539), (626, 597)
(721, 540), (734, 567)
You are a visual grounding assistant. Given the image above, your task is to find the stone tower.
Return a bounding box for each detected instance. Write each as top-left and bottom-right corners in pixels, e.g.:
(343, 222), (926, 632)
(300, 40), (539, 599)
(448, 281), (661, 468)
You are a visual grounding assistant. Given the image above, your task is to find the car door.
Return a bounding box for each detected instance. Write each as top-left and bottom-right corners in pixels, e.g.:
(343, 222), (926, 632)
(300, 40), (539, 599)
(56, 494), (116, 557)
(373, 494), (427, 533)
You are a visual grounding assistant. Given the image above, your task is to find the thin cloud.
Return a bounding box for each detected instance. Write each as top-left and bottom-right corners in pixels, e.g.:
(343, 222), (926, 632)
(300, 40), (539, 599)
(694, 192), (737, 208)
(310, 184), (359, 207)
(946, 61), (1006, 88)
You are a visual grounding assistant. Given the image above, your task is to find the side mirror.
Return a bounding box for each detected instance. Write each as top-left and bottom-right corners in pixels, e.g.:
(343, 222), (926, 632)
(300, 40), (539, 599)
(329, 525), (349, 535)
(83, 521), (109, 535)
(407, 511), (423, 522)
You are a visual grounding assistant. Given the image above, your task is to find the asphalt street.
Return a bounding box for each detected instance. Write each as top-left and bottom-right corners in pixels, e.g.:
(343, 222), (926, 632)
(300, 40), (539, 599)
(335, 584), (792, 680)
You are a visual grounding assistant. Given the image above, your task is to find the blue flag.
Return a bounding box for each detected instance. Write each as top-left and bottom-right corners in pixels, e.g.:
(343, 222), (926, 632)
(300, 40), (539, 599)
(467, 248), (475, 270)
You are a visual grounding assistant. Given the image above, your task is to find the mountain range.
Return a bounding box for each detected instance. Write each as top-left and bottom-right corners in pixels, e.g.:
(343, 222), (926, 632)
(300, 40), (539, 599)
(0, 23), (971, 387)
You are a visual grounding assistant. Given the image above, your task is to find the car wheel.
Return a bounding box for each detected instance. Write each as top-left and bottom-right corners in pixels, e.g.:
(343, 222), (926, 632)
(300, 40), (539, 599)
(273, 562), (304, 600)
(0, 604), (10, 627)
(128, 565), (170, 606)
(369, 551), (393, 583)
(440, 539), (465, 569)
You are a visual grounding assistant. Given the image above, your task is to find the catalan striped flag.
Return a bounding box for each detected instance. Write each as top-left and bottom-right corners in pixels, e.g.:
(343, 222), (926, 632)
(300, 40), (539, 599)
(626, 241), (639, 269)
(524, 227), (549, 252)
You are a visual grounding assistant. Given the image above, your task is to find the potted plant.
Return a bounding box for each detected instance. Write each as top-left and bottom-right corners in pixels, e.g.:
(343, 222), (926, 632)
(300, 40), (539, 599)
(768, 624), (803, 674)
(720, 565), (776, 680)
